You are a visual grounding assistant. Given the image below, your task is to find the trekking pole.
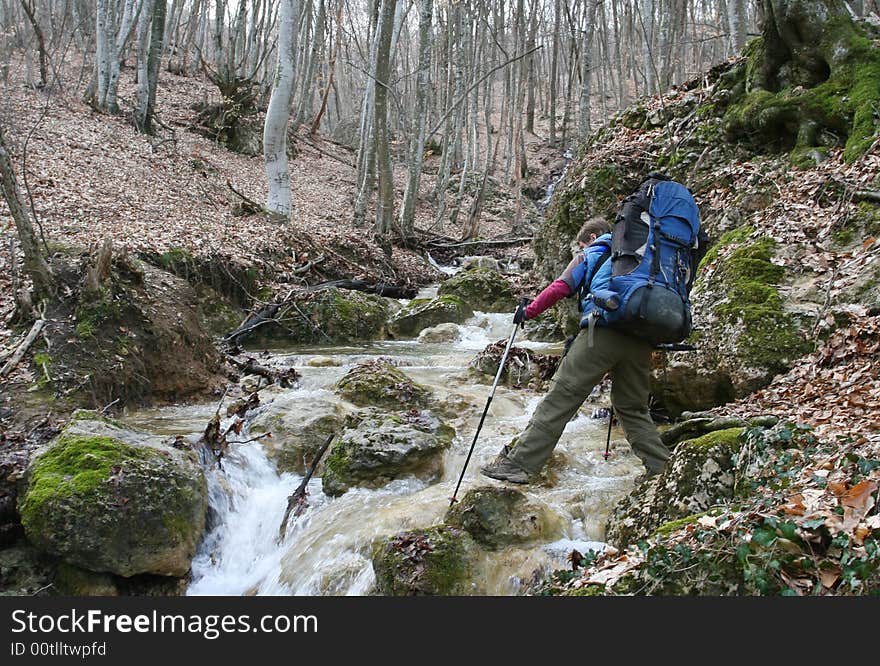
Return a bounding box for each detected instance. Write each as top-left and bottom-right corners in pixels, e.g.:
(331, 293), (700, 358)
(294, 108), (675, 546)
(449, 298), (528, 507)
(604, 407), (613, 460)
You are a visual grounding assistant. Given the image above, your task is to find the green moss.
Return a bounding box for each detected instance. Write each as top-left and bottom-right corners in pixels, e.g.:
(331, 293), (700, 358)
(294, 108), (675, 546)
(156, 247), (194, 271)
(653, 512), (707, 538)
(722, 21), (880, 162)
(74, 298), (121, 339)
(684, 427), (746, 451)
(19, 434), (156, 535)
(698, 225), (755, 270)
(712, 238), (812, 370)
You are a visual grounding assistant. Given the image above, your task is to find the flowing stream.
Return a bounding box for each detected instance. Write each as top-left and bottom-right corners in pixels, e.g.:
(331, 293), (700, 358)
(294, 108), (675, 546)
(120, 154), (641, 596)
(120, 288), (645, 596)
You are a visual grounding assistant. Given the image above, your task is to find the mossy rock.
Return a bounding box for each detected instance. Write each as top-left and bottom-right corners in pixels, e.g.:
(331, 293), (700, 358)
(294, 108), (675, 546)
(445, 486), (562, 550)
(387, 296), (473, 338)
(250, 287), (391, 344)
(321, 410), (454, 497)
(605, 427), (746, 548)
(658, 234), (813, 416)
(249, 394), (355, 474)
(437, 268), (517, 313)
(371, 525), (481, 596)
(18, 417), (208, 577)
(335, 359), (432, 410)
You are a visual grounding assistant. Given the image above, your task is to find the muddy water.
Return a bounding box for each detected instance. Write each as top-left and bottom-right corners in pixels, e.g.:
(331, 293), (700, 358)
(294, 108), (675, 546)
(121, 297), (645, 596)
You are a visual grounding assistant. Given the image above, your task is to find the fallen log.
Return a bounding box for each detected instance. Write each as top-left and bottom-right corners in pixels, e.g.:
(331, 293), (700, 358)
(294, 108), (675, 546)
(0, 318), (45, 378)
(278, 432), (335, 541)
(225, 354), (299, 388)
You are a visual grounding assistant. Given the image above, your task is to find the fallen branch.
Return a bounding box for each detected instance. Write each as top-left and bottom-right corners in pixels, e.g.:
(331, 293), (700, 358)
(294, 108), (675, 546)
(425, 236), (533, 250)
(0, 318), (46, 377)
(295, 136), (356, 168)
(278, 432), (335, 542)
(853, 190), (880, 204)
(225, 353), (299, 388)
(226, 180), (267, 216)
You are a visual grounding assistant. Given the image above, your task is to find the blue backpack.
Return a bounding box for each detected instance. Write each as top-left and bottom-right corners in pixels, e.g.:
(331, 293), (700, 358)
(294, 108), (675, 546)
(579, 175), (706, 345)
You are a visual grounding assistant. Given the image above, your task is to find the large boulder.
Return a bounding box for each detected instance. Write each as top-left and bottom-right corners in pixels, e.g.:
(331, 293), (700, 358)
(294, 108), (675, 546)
(321, 410), (454, 497)
(605, 427), (746, 548)
(335, 359), (432, 410)
(445, 486), (563, 549)
(372, 525), (482, 595)
(250, 287), (391, 345)
(437, 268), (517, 313)
(249, 393), (355, 474)
(654, 232), (813, 415)
(18, 413), (208, 577)
(387, 296), (473, 338)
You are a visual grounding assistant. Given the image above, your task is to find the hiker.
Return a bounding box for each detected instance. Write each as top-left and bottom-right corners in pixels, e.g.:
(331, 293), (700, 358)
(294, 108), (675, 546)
(480, 217), (671, 484)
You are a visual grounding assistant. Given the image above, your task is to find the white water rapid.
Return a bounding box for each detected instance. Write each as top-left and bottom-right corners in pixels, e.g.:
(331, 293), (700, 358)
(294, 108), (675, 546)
(121, 300), (646, 596)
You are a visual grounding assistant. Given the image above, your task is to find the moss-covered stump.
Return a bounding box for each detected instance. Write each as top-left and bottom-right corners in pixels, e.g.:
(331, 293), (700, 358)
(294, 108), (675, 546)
(250, 287), (391, 345)
(605, 427), (746, 548)
(334, 359), (432, 410)
(445, 487), (562, 550)
(387, 296), (473, 339)
(437, 268), (517, 313)
(372, 526), (481, 595)
(321, 410), (454, 497)
(249, 394), (355, 474)
(656, 232), (813, 416)
(469, 341), (560, 389)
(18, 415), (208, 577)
(719, 0), (880, 162)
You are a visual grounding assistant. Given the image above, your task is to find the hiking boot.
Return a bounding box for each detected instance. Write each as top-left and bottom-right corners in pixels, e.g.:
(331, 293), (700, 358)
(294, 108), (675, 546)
(480, 455), (530, 484)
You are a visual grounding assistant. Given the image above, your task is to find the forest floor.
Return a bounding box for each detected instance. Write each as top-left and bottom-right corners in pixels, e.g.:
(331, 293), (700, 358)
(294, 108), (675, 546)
(0, 55), (564, 333)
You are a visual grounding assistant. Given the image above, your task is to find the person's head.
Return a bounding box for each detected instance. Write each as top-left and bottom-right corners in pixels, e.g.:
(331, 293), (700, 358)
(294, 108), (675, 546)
(575, 216), (612, 248)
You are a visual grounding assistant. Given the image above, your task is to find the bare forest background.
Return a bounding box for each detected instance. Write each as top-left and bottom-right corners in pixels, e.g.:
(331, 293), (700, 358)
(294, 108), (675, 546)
(0, 0), (798, 241)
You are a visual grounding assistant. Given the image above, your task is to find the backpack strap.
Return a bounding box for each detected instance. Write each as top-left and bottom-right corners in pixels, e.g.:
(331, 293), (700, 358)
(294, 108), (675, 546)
(576, 241), (611, 309)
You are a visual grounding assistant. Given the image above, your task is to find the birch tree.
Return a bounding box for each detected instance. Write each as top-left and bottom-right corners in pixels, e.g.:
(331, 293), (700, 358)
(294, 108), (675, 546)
(263, 0), (301, 217)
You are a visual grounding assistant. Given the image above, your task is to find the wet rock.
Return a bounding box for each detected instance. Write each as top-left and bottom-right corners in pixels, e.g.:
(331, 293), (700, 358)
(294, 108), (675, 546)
(437, 268), (517, 313)
(445, 486), (562, 549)
(18, 413), (208, 577)
(605, 427), (746, 548)
(460, 256), (501, 271)
(372, 525), (482, 595)
(250, 287), (391, 345)
(53, 562), (118, 596)
(250, 394), (355, 474)
(417, 323), (460, 343)
(655, 235), (813, 416)
(321, 410), (454, 497)
(387, 295), (473, 338)
(335, 359), (432, 410)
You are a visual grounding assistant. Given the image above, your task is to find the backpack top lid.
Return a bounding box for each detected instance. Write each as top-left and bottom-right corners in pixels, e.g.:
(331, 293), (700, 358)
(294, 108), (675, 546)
(649, 180), (700, 231)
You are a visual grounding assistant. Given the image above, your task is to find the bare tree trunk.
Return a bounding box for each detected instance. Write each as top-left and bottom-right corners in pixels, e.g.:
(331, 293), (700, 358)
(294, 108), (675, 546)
(263, 0), (301, 217)
(0, 123), (53, 300)
(19, 0), (48, 88)
(398, 0), (432, 238)
(373, 0), (397, 255)
(134, 0), (165, 133)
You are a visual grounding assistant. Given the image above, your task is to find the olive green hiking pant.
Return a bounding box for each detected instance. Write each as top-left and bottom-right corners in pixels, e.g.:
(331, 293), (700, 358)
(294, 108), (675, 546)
(507, 327), (669, 475)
